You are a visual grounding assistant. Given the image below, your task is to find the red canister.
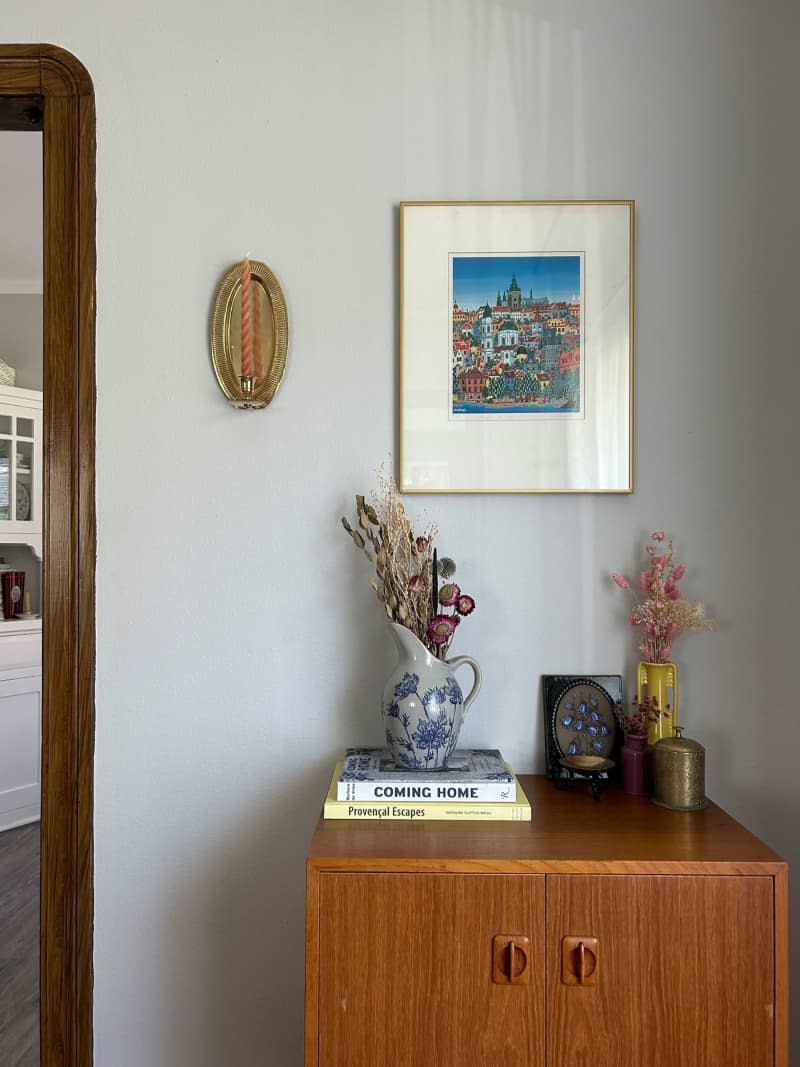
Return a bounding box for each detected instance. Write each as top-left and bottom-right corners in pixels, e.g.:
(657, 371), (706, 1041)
(1, 570), (25, 619)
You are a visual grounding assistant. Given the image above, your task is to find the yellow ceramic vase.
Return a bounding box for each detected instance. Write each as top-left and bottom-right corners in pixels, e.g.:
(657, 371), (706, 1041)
(636, 662), (678, 744)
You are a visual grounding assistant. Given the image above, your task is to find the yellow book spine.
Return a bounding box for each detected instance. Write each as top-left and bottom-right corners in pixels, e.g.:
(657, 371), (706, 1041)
(323, 800), (531, 821)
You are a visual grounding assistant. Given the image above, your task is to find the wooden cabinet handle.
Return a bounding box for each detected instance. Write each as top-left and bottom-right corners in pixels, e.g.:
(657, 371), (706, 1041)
(492, 935), (531, 984)
(576, 939), (586, 982)
(561, 936), (599, 985)
(507, 940), (528, 979)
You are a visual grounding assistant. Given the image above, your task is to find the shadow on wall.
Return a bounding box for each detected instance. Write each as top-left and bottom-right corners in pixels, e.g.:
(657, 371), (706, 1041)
(749, 794), (798, 1059)
(161, 601), (392, 1065)
(164, 759), (333, 1067)
(713, 767), (799, 1066)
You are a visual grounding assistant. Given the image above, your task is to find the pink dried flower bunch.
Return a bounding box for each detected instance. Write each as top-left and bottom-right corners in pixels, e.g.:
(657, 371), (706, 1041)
(612, 530), (714, 663)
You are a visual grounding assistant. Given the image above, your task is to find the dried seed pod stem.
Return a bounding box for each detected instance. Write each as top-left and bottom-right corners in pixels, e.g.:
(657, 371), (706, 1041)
(342, 466), (474, 656)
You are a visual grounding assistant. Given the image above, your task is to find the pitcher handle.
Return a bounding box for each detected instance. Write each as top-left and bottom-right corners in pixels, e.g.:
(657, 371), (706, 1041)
(447, 655), (482, 716)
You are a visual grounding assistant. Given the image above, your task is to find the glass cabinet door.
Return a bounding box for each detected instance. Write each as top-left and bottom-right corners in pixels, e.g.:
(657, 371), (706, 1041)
(0, 409), (37, 527)
(0, 436), (9, 522)
(15, 417), (35, 523)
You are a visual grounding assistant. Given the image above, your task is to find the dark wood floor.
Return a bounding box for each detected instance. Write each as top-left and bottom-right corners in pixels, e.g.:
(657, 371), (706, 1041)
(0, 821), (39, 1067)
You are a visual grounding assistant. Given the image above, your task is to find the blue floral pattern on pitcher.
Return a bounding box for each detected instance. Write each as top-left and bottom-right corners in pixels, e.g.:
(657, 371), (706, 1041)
(383, 672), (463, 768)
(381, 623), (482, 770)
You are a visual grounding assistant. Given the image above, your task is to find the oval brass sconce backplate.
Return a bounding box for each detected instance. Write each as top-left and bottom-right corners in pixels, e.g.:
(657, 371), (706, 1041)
(210, 259), (288, 408)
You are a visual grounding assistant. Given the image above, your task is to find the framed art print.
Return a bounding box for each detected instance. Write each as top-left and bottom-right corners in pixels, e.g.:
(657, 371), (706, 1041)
(542, 675), (624, 780)
(399, 201), (634, 493)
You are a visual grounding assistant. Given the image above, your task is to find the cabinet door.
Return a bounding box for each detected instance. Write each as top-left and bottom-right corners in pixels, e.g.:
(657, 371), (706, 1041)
(0, 670), (42, 829)
(547, 874), (774, 1067)
(317, 872), (544, 1067)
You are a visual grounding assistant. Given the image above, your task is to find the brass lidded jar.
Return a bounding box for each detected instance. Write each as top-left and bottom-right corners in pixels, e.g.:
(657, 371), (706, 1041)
(652, 726), (706, 811)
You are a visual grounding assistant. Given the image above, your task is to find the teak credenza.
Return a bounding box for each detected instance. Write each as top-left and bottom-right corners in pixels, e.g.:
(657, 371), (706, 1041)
(305, 775), (788, 1067)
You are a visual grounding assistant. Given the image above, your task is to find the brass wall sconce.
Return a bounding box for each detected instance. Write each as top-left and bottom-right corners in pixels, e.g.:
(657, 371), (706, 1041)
(210, 258), (288, 409)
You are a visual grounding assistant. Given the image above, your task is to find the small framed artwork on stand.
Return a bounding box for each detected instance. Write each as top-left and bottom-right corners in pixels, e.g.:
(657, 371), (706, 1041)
(542, 675), (623, 781)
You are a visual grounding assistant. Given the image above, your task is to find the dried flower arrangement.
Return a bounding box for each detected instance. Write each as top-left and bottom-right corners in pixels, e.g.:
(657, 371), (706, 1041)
(342, 469), (476, 659)
(616, 695), (669, 738)
(612, 530), (714, 664)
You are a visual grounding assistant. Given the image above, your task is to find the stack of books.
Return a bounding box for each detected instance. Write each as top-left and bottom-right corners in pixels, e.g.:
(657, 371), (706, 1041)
(324, 748), (531, 821)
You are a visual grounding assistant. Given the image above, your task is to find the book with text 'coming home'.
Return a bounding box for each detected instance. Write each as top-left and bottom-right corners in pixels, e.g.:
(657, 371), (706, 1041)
(324, 759), (531, 821)
(337, 747), (515, 802)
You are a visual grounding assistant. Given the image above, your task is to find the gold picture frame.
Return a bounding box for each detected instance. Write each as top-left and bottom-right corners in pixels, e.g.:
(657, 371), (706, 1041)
(399, 200), (634, 493)
(210, 259), (289, 409)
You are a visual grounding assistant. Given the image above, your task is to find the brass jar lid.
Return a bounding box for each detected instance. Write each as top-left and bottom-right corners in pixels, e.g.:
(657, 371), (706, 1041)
(655, 725), (704, 754)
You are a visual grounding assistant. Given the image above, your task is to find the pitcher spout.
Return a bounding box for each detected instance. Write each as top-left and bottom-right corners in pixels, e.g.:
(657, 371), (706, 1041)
(387, 620), (434, 666)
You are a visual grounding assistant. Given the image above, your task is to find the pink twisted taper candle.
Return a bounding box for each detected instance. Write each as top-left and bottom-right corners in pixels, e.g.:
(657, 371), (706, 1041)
(240, 257), (253, 378)
(253, 275), (264, 383)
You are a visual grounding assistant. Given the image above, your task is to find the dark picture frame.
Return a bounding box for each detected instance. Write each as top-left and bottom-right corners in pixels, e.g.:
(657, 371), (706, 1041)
(542, 675), (623, 780)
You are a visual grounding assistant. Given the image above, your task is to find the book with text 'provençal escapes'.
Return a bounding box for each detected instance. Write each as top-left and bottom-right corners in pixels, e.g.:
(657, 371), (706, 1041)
(337, 747), (515, 803)
(324, 760), (531, 822)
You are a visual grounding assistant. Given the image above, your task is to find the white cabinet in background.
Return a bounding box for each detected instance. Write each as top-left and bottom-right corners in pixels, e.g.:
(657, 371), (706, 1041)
(0, 385), (43, 831)
(0, 620), (41, 829)
(0, 384), (42, 560)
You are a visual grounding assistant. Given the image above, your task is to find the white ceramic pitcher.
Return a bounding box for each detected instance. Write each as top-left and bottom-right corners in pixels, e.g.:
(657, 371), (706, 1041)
(381, 622), (482, 769)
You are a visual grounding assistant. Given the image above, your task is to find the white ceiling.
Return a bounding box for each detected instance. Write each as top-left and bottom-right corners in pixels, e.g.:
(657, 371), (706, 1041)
(0, 132), (42, 292)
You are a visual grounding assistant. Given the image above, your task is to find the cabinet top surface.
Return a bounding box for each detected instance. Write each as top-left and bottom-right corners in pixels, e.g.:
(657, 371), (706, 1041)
(0, 385), (42, 406)
(307, 775), (785, 872)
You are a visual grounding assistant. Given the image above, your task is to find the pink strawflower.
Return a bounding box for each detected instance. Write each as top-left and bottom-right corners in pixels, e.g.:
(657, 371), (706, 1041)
(427, 614), (457, 645)
(651, 531), (665, 541)
(415, 536), (428, 551)
(456, 594), (475, 616)
(646, 544), (656, 555)
(408, 575), (422, 591)
(672, 562), (686, 581)
(612, 573), (630, 590)
(438, 582), (461, 606)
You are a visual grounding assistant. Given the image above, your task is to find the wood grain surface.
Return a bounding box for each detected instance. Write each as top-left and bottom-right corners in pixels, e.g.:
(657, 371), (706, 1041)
(547, 873), (774, 1067)
(308, 775), (786, 873)
(306, 775), (788, 1067)
(0, 44), (96, 1067)
(317, 872), (544, 1067)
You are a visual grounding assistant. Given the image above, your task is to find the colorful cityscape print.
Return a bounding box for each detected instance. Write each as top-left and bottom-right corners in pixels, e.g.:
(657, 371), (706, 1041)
(451, 253), (582, 415)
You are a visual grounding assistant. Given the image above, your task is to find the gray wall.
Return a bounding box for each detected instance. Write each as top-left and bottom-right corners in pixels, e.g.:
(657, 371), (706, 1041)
(0, 295), (42, 391)
(758, 0), (800, 1052)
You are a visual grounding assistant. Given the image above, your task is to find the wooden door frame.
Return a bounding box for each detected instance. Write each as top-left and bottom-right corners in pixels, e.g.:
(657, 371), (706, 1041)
(0, 44), (95, 1067)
